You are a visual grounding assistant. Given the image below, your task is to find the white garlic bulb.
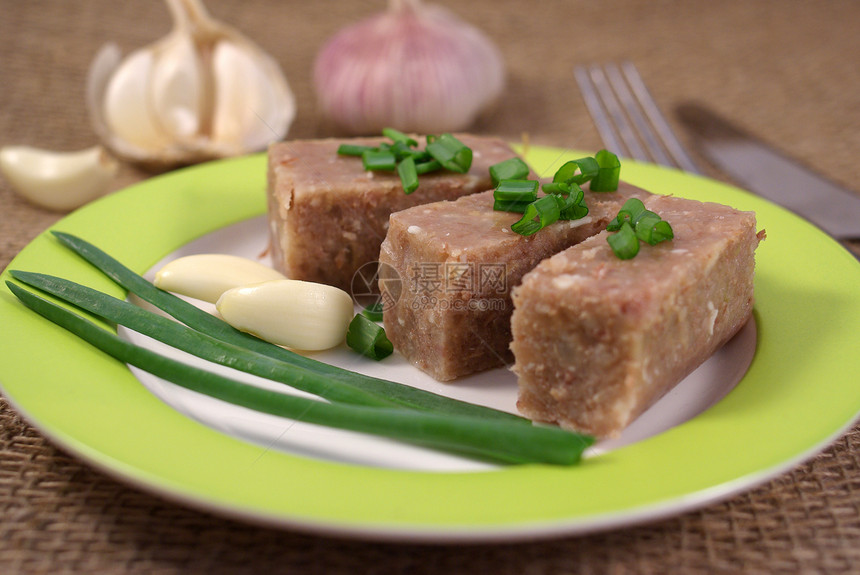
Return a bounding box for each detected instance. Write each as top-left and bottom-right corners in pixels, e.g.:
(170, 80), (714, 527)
(0, 145), (118, 211)
(313, 0), (505, 135)
(87, 0), (296, 168)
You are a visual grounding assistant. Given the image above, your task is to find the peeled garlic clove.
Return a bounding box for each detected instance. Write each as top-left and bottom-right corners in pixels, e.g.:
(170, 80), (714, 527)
(216, 280), (355, 351)
(313, 0), (505, 134)
(154, 254), (286, 303)
(87, 0), (296, 168)
(0, 145), (118, 211)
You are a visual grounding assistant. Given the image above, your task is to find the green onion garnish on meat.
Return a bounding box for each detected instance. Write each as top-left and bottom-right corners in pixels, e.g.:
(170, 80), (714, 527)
(511, 194), (562, 236)
(415, 159), (442, 175)
(634, 212), (674, 245)
(489, 157), (530, 186)
(606, 198), (673, 258)
(493, 199), (531, 213)
(426, 133), (473, 174)
(539, 182), (566, 195)
(552, 156), (600, 186)
(362, 148), (397, 171)
(396, 156), (420, 194)
(493, 179), (539, 203)
(590, 149), (621, 191)
(492, 151), (617, 236)
(553, 183), (589, 220)
(382, 127), (418, 147)
(607, 221), (640, 259)
(336, 143), (375, 157)
(607, 197), (647, 230)
(338, 129), (475, 193)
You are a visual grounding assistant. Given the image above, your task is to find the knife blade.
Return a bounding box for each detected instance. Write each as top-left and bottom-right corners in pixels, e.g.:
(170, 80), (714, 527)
(676, 103), (860, 240)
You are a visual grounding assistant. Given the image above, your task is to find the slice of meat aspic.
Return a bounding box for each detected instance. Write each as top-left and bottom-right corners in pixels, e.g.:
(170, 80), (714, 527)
(379, 182), (652, 381)
(266, 134), (518, 292)
(510, 194), (764, 438)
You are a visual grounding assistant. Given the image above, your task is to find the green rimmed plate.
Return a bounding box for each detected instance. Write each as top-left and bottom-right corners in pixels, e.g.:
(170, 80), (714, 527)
(2, 146), (859, 542)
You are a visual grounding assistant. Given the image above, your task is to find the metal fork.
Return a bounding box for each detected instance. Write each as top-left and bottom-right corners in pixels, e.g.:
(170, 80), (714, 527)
(574, 61), (701, 174)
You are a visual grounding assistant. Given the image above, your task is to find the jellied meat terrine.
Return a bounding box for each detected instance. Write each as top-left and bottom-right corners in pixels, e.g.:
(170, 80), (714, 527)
(510, 194), (764, 438)
(379, 182), (652, 381)
(266, 134), (518, 291)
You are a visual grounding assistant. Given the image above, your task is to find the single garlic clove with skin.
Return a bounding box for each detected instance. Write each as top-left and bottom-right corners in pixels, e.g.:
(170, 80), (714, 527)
(314, 0), (505, 135)
(211, 41), (295, 152)
(87, 0), (296, 169)
(149, 34), (205, 142)
(154, 254), (286, 303)
(0, 146), (119, 212)
(102, 48), (178, 154)
(87, 44), (157, 162)
(216, 280), (356, 351)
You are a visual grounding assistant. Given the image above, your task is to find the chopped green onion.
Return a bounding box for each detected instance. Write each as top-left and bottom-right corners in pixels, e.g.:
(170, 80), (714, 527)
(337, 144), (375, 157)
(426, 133), (473, 174)
(396, 156), (420, 194)
(493, 179), (539, 203)
(647, 220), (674, 245)
(493, 199), (531, 213)
(554, 185), (589, 220)
(492, 152), (622, 236)
(607, 198), (647, 231)
(607, 221), (640, 259)
(590, 149), (621, 191)
(50, 232), (527, 422)
(362, 149), (397, 171)
(415, 159), (442, 175)
(489, 157), (530, 186)
(540, 182), (568, 195)
(361, 302), (385, 321)
(388, 140), (413, 161)
(606, 198), (673, 244)
(552, 157), (600, 185)
(511, 195), (561, 236)
(407, 149), (433, 163)
(634, 212), (674, 245)
(7, 281), (593, 465)
(560, 199), (589, 221)
(347, 313), (394, 360)
(539, 182), (589, 221)
(339, 130), (478, 193)
(605, 198), (673, 258)
(390, 140), (431, 163)
(382, 127), (418, 147)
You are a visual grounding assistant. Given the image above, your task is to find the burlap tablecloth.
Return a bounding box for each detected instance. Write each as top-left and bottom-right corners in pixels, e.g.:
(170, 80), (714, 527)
(2, 1), (860, 573)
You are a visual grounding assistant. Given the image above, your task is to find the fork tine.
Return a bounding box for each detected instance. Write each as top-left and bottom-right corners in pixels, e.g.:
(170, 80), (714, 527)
(573, 65), (628, 160)
(604, 62), (675, 168)
(575, 62), (702, 174)
(619, 62), (701, 174)
(576, 65), (650, 163)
